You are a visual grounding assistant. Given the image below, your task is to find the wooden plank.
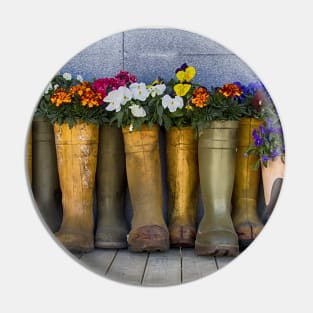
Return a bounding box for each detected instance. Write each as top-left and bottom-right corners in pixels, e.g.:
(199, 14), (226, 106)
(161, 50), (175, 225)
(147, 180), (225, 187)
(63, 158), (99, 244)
(105, 249), (148, 286)
(80, 249), (117, 275)
(181, 248), (218, 283)
(142, 249), (181, 287)
(215, 256), (235, 269)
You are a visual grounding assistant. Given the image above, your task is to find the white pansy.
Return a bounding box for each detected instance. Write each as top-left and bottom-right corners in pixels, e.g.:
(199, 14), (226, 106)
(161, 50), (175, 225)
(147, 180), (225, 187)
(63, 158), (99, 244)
(148, 84), (166, 97)
(129, 104), (146, 117)
(104, 87), (133, 112)
(162, 95), (184, 113)
(129, 83), (150, 101)
(44, 82), (52, 94)
(76, 75), (83, 82)
(118, 86), (132, 105)
(62, 72), (72, 80)
(103, 89), (124, 112)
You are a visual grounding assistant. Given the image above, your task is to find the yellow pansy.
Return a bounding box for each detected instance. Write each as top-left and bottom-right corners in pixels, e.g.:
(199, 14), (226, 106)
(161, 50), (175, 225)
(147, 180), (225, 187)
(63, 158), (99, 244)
(175, 66), (196, 82)
(174, 83), (191, 97)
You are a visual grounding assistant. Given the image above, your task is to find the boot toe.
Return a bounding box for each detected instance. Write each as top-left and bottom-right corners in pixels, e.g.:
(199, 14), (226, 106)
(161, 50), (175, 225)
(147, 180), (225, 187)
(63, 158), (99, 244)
(169, 225), (196, 248)
(128, 225), (169, 252)
(95, 227), (128, 249)
(235, 222), (263, 251)
(195, 229), (239, 256)
(56, 231), (94, 253)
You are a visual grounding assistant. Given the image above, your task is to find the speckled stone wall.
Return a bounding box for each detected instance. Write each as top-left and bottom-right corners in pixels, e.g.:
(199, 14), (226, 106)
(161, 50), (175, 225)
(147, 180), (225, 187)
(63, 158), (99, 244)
(60, 28), (259, 87)
(60, 28), (263, 226)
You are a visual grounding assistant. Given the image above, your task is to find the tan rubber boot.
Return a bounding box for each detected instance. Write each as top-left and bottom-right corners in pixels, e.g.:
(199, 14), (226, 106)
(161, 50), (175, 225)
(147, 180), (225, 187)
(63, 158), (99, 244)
(261, 156), (284, 223)
(166, 126), (199, 247)
(95, 125), (128, 249)
(32, 117), (62, 233)
(195, 121), (239, 256)
(232, 118), (264, 250)
(54, 122), (98, 253)
(122, 124), (169, 252)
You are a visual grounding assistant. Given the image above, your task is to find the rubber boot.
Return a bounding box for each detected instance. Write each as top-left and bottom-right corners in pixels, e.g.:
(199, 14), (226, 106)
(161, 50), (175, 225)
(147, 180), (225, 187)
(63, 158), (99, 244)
(166, 126), (199, 247)
(26, 128), (32, 184)
(195, 121), (239, 256)
(54, 122), (99, 253)
(32, 117), (62, 233)
(122, 124), (169, 252)
(232, 118), (264, 251)
(95, 125), (128, 248)
(261, 156), (284, 223)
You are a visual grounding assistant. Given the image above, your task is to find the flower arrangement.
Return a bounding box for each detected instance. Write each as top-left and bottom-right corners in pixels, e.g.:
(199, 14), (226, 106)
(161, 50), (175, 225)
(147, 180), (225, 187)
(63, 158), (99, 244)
(246, 123), (285, 168)
(245, 91), (285, 168)
(35, 73), (105, 128)
(160, 63), (198, 130)
(232, 81), (266, 119)
(190, 82), (244, 131)
(102, 75), (166, 131)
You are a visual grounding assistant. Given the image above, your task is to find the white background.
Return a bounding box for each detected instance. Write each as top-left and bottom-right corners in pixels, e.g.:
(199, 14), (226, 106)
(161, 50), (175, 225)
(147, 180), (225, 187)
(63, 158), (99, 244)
(1, 0), (312, 312)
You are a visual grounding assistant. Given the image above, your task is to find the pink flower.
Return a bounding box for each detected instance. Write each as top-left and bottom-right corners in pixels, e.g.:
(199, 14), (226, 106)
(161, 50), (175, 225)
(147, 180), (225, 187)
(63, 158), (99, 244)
(115, 71), (137, 84)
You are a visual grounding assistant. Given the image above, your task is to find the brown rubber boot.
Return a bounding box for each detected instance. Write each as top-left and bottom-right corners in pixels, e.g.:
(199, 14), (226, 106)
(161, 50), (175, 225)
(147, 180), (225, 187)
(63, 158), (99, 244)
(32, 117), (62, 233)
(122, 124), (169, 252)
(54, 122), (99, 253)
(232, 118), (264, 250)
(166, 126), (199, 247)
(95, 125), (128, 249)
(195, 121), (239, 257)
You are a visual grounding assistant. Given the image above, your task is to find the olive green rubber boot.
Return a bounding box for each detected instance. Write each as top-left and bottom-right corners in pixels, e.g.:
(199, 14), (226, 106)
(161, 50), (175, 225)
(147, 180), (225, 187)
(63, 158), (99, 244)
(32, 117), (62, 233)
(195, 121), (239, 256)
(95, 125), (128, 249)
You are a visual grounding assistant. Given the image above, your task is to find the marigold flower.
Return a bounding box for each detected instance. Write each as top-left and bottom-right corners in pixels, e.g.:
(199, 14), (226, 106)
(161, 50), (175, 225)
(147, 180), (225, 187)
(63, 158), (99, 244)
(218, 83), (243, 98)
(70, 82), (102, 107)
(50, 88), (72, 107)
(191, 86), (209, 108)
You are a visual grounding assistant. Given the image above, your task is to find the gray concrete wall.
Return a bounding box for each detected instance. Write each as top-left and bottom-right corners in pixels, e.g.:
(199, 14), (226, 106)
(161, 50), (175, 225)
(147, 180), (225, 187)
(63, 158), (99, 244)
(60, 28), (263, 227)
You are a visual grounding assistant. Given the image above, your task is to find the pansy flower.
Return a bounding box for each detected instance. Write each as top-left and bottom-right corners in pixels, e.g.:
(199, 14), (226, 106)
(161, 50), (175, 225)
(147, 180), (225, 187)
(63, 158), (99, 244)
(129, 83), (150, 101)
(162, 95), (184, 113)
(175, 64), (196, 82)
(104, 86), (132, 112)
(129, 104), (146, 117)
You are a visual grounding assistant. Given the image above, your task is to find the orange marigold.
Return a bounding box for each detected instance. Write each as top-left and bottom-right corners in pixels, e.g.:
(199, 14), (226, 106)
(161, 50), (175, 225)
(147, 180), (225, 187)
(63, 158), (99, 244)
(69, 82), (102, 108)
(191, 86), (209, 108)
(50, 88), (72, 107)
(218, 83), (242, 98)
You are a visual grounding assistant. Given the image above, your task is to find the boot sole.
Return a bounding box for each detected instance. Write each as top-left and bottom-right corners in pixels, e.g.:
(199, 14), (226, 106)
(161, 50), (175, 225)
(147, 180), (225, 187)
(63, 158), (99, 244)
(195, 242), (239, 257)
(128, 239), (169, 253)
(95, 240), (127, 249)
(170, 239), (195, 248)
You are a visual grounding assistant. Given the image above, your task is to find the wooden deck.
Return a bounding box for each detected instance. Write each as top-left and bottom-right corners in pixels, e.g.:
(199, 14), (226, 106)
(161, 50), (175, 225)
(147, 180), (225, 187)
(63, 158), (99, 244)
(72, 248), (235, 287)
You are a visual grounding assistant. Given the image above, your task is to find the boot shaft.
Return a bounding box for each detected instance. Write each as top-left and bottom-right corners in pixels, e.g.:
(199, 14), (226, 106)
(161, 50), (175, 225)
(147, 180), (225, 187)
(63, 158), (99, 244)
(96, 125), (126, 225)
(54, 122), (98, 230)
(198, 121), (238, 220)
(232, 118), (263, 223)
(166, 126), (199, 226)
(122, 124), (165, 228)
(32, 117), (59, 199)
